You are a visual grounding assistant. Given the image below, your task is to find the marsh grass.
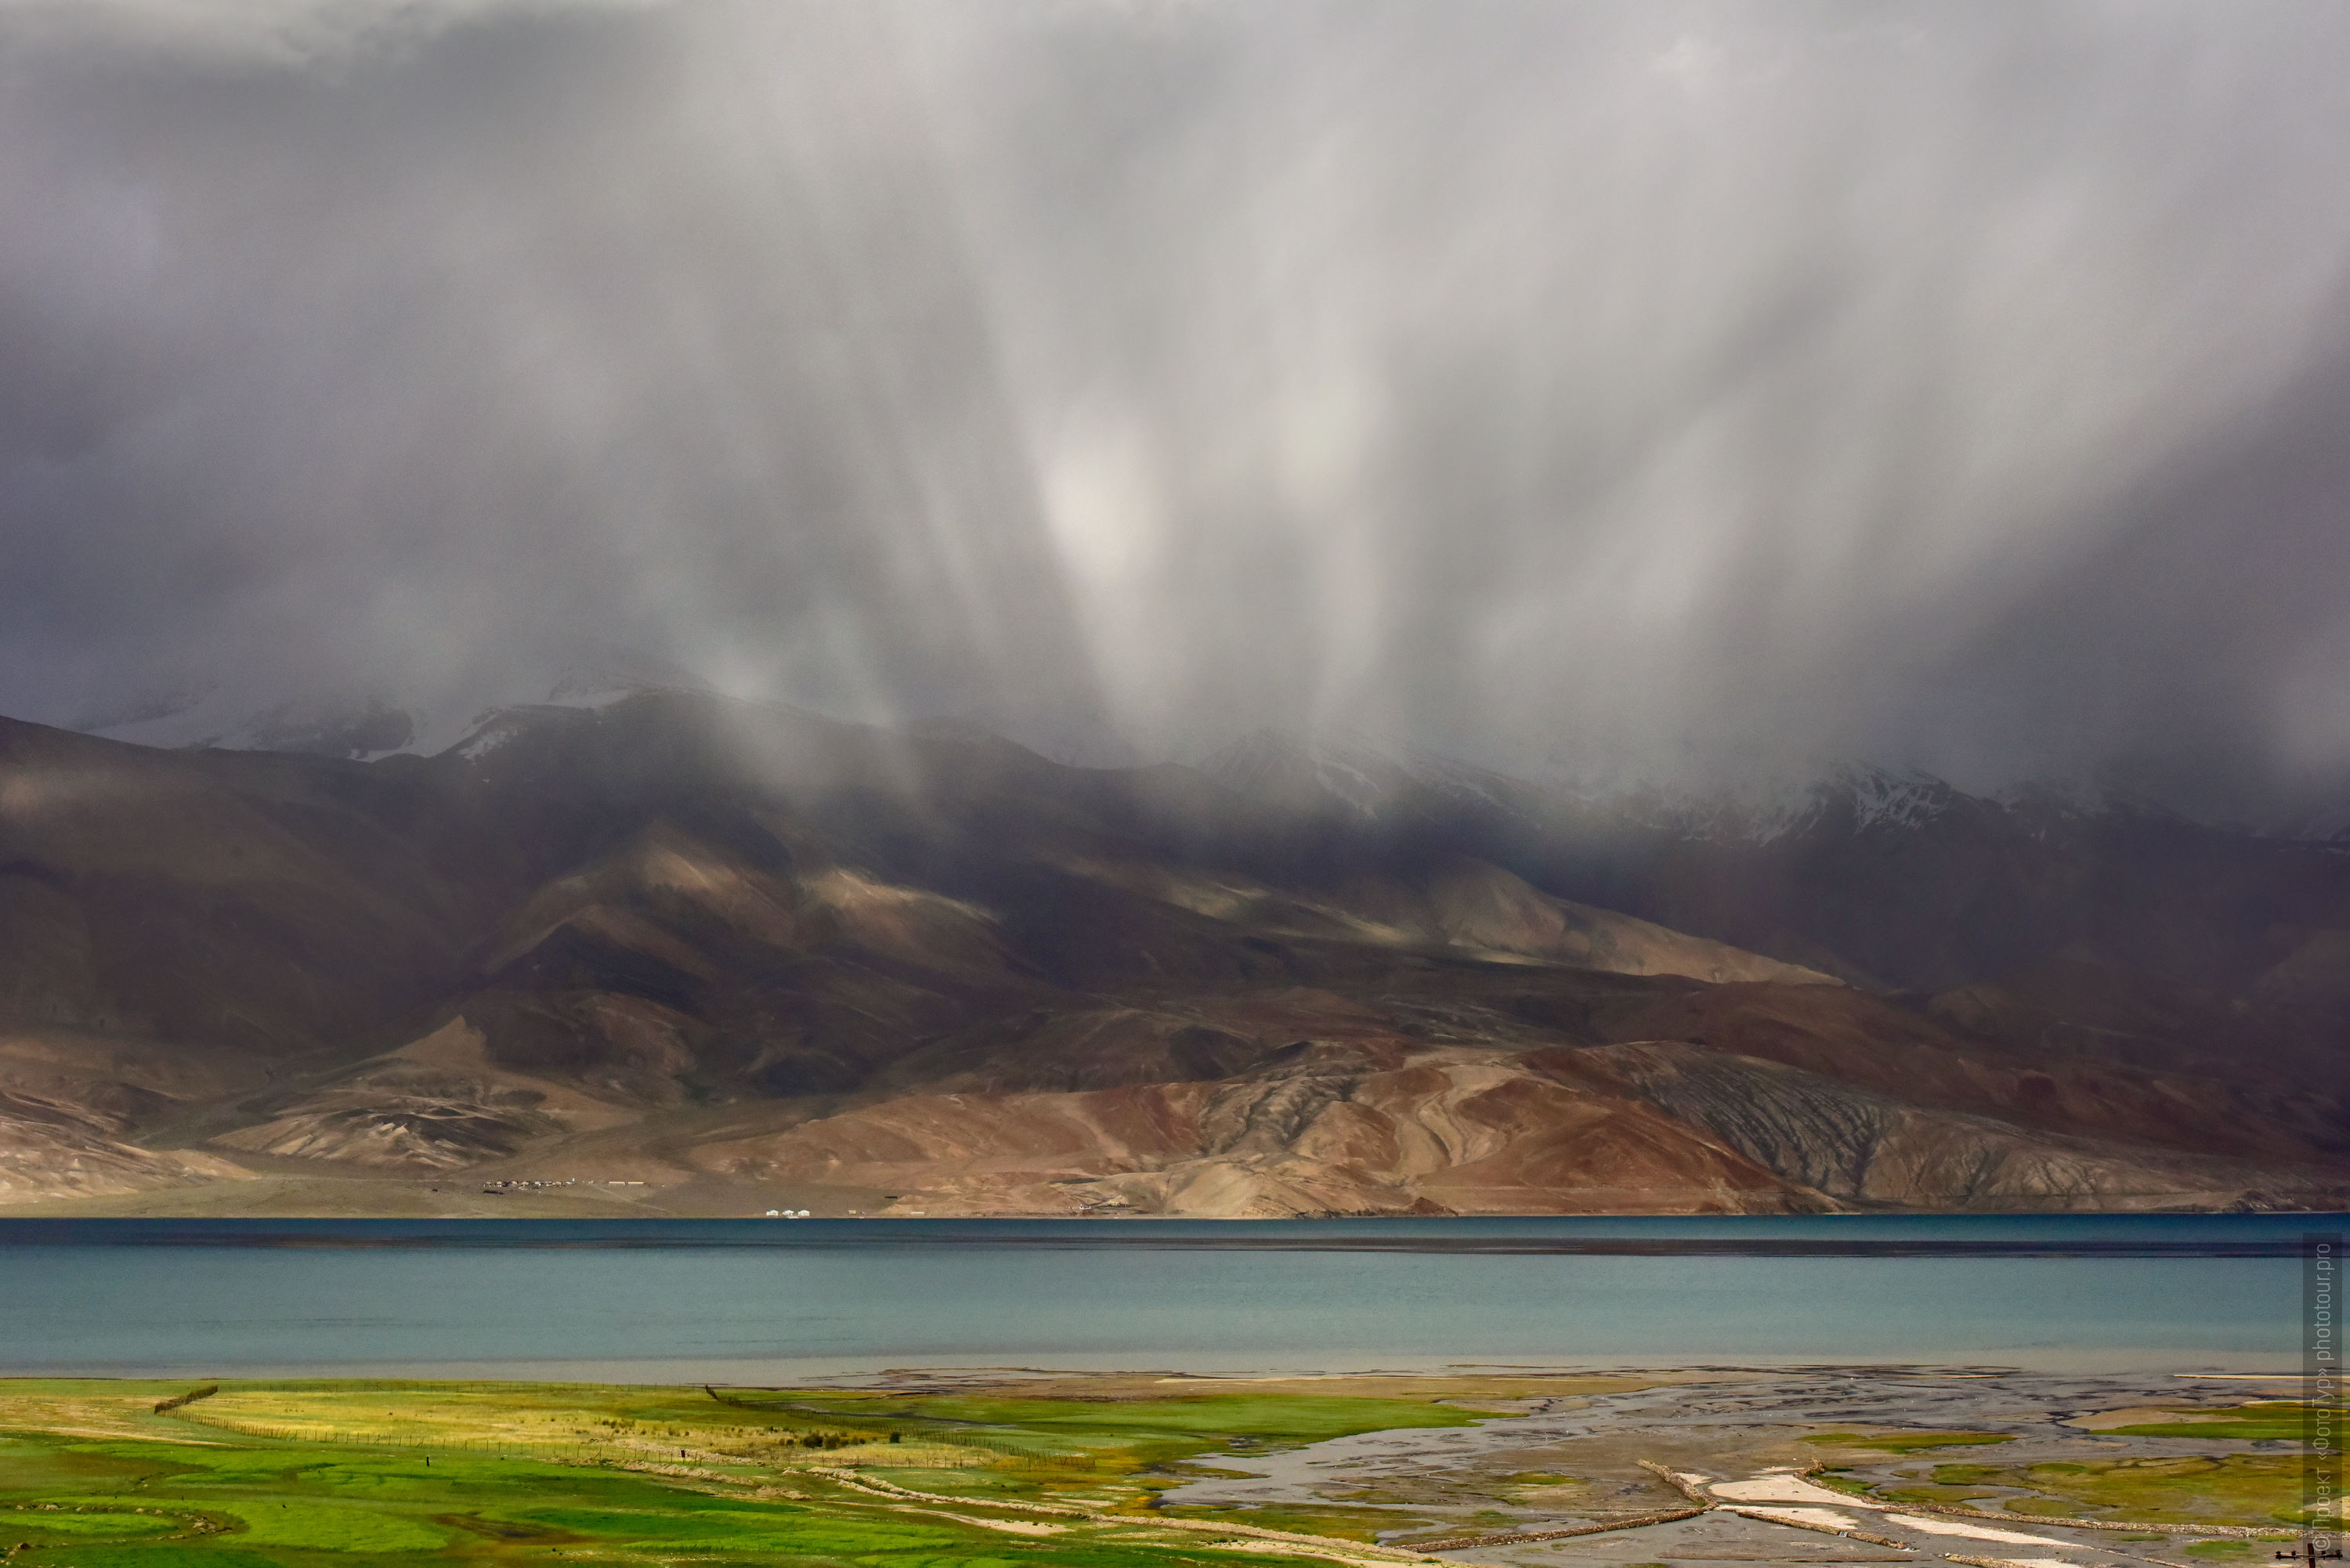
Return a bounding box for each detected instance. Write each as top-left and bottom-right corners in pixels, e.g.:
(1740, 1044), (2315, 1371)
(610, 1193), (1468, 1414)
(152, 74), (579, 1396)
(2100, 1403), (2328, 1443)
(1897, 1455), (2312, 1527)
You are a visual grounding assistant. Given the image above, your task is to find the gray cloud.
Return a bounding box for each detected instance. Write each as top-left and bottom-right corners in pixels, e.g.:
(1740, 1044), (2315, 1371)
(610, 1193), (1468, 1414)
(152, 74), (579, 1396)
(4, 0), (2348, 815)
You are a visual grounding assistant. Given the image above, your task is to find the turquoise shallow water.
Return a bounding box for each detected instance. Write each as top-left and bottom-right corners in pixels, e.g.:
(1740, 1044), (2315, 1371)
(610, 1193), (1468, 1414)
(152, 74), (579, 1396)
(0, 1215), (2335, 1378)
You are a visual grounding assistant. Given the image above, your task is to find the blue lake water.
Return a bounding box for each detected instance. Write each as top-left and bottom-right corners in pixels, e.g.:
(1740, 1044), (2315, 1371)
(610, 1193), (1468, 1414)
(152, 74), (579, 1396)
(0, 1214), (2336, 1380)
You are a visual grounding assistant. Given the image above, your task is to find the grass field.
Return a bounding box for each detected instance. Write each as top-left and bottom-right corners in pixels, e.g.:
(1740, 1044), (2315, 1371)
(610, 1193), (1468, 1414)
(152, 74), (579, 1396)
(4, 1378), (2331, 1568)
(0, 1376), (1531, 1568)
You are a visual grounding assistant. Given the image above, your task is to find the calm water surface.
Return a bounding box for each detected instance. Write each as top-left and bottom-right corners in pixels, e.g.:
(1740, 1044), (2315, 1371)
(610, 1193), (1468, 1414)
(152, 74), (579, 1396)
(0, 1215), (2333, 1380)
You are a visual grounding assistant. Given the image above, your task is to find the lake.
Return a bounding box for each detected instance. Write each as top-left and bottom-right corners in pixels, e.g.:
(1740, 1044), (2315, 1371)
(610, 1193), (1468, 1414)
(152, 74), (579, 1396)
(0, 1213), (2334, 1380)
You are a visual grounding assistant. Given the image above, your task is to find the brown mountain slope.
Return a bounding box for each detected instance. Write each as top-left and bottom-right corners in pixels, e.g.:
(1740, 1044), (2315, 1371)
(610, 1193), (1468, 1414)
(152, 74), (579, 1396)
(686, 1042), (1817, 1216)
(684, 1032), (2332, 1217)
(0, 718), (468, 1053)
(1, 695), (2345, 1214)
(1576, 981), (2342, 1164)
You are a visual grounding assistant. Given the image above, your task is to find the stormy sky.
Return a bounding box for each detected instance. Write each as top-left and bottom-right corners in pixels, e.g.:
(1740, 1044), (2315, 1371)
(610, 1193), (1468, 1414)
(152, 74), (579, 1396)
(4, 1), (2349, 819)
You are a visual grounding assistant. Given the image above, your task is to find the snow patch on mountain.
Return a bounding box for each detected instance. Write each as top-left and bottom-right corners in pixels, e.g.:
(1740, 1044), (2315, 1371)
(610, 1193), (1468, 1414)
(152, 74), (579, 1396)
(1198, 727), (1552, 825)
(70, 650), (714, 763)
(2278, 790), (2350, 844)
(1542, 762), (1968, 846)
(77, 685), (424, 759)
(1198, 728), (2228, 852)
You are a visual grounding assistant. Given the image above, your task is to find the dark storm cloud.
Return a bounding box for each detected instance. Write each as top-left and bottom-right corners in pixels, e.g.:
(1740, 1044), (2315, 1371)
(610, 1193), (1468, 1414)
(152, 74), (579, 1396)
(3, 1), (2348, 812)
(1878, 331), (2350, 822)
(0, 0), (1103, 738)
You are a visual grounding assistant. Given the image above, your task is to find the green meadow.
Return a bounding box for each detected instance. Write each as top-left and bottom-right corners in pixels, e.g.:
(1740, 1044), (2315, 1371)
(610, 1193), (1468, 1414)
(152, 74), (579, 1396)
(0, 1377), (1495, 1568)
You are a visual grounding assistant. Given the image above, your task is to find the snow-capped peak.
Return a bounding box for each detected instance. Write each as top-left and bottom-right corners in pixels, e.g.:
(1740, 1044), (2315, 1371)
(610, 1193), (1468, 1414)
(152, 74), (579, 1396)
(1198, 726), (1546, 823)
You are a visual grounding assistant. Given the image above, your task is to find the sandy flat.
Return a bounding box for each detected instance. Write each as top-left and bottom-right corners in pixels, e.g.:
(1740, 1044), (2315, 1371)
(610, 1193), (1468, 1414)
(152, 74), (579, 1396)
(1722, 1505), (1865, 1531)
(906, 1509), (1066, 1536)
(1712, 1474), (1882, 1509)
(1882, 1514), (2072, 1546)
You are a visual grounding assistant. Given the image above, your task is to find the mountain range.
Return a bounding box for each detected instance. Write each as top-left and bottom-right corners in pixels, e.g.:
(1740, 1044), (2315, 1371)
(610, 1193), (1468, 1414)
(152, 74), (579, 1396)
(2, 689), (2345, 1216)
